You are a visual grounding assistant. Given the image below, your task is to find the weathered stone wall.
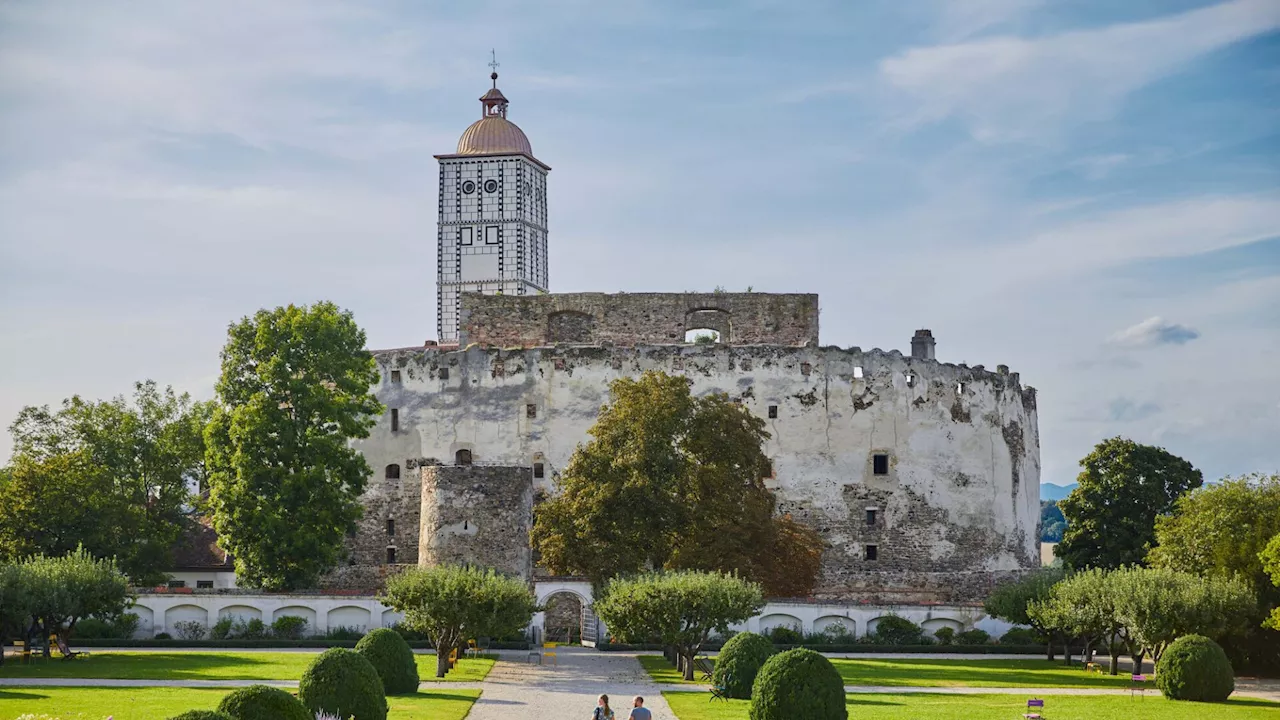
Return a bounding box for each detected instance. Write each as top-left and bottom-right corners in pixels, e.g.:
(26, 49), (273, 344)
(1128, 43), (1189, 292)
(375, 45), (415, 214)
(347, 340), (1040, 602)
(419, 465), (534, 579)
(457, 292), (819, 347)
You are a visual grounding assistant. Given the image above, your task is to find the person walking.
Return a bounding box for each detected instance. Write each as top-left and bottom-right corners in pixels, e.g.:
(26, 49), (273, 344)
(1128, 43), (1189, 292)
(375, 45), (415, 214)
(592, 693), (615, 720)
(627, 696), (652, 720)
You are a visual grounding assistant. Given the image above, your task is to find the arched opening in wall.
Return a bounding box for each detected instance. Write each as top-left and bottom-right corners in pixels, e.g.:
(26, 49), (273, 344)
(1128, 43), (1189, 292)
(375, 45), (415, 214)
(684, 308), (731, 344)
(684, 328), (720, 344)
(456, 449), (473, 466)
(385, 464), (400, 479)
(542, 591), (584, 645)
(547, 310), (596, 344)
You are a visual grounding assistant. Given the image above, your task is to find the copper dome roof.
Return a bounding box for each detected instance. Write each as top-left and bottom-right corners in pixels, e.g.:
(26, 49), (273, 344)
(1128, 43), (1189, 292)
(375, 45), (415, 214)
(456, 115), (533, 156)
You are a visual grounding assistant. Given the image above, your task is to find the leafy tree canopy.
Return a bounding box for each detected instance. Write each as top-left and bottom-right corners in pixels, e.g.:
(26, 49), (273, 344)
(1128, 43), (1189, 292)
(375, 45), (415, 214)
(1056, 437), (1201, 570)
(380, 565), (538, 678)
(17, 547), (131, 654)
(594, 569), (764, 680)
(1, 382), (210, 584)
(1261, 533), (1280, 630)
(984, 567), (1064, 629)
(1148, 474), (1280, 602)
(530, 371), (823, 596)
(205, 302), (382, 591)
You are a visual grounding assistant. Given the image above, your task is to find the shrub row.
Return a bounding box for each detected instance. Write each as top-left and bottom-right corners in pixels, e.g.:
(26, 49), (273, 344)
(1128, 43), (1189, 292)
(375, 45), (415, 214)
(598, 641), (1051, 654)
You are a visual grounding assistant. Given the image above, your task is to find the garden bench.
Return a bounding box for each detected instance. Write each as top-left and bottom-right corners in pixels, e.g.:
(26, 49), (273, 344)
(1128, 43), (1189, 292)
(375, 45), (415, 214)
(1023, 697), (1044, 719)
(1084, 661), (1102, 674)
(694, 656), (714, 681)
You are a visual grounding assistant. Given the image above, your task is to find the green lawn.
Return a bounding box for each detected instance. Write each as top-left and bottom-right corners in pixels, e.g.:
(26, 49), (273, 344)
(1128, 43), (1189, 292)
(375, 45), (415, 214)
(664, 691), (1280, 720)
(640, 655), (1143, 688)
(0, 651), (494, 683)
(0, 687), (480, 720)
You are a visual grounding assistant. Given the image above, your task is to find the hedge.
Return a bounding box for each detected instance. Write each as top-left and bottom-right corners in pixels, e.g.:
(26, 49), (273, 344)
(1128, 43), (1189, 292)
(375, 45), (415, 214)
(596, 642), (1054, 654)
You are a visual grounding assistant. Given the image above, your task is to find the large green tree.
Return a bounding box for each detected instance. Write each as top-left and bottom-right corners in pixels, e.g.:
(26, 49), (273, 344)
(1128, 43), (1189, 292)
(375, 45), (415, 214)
(594, 570), (764, 680)
(380, 565), (538, 678)
(205, 302), (382, 591)
(1056, 437), (1201, 570)
(1148, 474), (1280, 672)
(530, 371), (823, 596)
(1261, 534), (1280, 630)
(1, 382), (210, 584)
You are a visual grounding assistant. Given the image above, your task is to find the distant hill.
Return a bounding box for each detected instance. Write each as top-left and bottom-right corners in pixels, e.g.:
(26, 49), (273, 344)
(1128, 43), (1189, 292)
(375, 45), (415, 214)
(1041, 483), (1077, 502)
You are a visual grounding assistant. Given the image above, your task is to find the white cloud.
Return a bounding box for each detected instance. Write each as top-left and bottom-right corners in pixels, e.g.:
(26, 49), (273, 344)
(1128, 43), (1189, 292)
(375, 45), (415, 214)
(1108, 317), (1202, 348)
(879, 0), (1280, 141)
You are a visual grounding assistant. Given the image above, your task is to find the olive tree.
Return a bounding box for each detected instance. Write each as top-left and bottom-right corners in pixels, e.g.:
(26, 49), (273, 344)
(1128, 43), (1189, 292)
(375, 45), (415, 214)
(1112, 567), (1253, 665)
(380, 565), (537, 678)
(0, 562), (30, 666)
(594, 570), (764, 680)
(983, 568), (1064, 660)
(21, 547), (131, 656)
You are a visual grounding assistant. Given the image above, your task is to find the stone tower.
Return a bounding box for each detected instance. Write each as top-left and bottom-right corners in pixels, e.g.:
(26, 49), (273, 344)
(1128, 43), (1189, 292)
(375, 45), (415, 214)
(434, 69), (550, 343)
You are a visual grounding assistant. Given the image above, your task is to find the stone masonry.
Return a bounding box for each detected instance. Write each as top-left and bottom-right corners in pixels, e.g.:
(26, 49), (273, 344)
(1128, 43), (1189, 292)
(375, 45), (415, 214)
(419, 465), (534, 579)
(457, 291), (819, 347)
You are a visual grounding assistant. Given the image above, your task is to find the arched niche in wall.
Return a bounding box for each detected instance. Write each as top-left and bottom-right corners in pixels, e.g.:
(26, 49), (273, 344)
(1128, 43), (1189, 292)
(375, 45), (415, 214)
(547, 310), (596, 344)
(684, 308), (731, 344)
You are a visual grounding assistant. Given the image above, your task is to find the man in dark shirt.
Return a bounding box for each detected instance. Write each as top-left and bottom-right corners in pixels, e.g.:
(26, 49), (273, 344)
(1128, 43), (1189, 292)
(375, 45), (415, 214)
(628, 696), (652, 720)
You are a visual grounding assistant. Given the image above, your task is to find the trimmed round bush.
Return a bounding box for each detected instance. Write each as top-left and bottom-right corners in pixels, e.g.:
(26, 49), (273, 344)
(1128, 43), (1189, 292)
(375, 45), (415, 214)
(167, 712), (234, 720)
(355, 627), (420, 694)
(750, 648), (847, 720)
(298, 647), (388, 720)
(1156, 634), (1234, 702)
(713, 631), (776, 699)
(216, 684), (311, 720)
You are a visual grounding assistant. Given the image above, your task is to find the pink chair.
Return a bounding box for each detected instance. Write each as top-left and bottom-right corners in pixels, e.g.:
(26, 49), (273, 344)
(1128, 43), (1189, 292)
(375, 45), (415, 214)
(1023, 697), (1044, 719)
(1130, 674), (1147, 697)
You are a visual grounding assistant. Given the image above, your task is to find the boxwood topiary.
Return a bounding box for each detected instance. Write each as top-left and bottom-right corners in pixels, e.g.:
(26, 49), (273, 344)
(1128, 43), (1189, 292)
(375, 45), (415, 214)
(355, 627), (420, 694)
(167, 712), (234, 720)
(216, 685), (311, 720)
(1156, 634), (1235, 702)
(713, 631), (776, 699)
(749, 647), (846, 720)
(298, 647), (388, 720)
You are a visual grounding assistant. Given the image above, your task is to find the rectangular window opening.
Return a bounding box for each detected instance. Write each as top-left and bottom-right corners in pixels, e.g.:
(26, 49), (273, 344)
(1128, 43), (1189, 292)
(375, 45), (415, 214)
(196, 580), (213, 589)
(485, 226), (499, 244)
(386, 547), (397, 565)
(390, 370), (401, 383)
(854, 366), (864, 379)
(768, 405), (778, 419)
(866, 509), (877, 526)
(873, 454), (889, 475)
(386, 518), (395, 536)
(167, 580), (186, 589)
(526, 403), (537, 418)
(533, 462), (545, 479)
(865, 544), (878, 561)
(390, 408), (400, 432)
(439, 367), (449, 380)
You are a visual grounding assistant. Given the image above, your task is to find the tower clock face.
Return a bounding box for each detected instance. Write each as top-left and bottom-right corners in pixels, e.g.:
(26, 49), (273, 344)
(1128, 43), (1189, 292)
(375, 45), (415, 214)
(484, 180), (498, 193)
(462, 180), (475, 194)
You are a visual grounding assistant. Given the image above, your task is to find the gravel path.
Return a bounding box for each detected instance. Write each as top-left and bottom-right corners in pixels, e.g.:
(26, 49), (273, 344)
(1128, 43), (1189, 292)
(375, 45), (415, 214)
(463, 646), (679, 720)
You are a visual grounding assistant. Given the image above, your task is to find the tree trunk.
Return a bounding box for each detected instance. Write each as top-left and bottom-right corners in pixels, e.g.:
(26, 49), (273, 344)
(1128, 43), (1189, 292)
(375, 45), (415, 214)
(1109, 646), (1120, 675)
(436, 650), (452, 678)
(1133, 650), (1146, 675)
(1062, 641), (1072, 666)
(682, 650), (695, 681)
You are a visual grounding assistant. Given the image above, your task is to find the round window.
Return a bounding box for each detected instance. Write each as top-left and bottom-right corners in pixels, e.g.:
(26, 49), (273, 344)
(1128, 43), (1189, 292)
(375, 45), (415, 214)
(484, 180), (498, 193)
(461, 180), (475, 194)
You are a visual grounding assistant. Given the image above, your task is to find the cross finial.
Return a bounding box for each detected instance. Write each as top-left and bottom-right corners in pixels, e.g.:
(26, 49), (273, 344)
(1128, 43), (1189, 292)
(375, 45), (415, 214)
(488, 49), (500, 87)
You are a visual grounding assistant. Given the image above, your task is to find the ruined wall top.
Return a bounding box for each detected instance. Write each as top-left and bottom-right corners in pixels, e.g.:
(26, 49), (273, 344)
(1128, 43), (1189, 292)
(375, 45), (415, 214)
(457, 291), (820, 348)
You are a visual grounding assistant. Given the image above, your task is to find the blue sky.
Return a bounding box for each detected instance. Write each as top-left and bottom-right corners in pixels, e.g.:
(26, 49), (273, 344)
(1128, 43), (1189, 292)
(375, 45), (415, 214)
(1, 0), (1278, 486)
